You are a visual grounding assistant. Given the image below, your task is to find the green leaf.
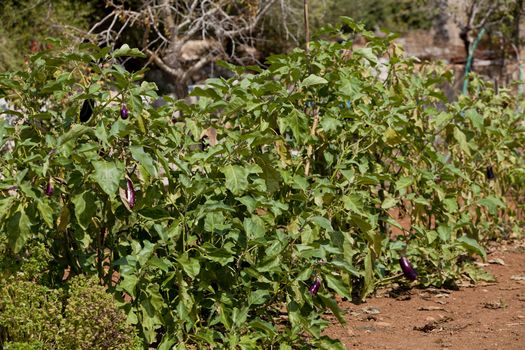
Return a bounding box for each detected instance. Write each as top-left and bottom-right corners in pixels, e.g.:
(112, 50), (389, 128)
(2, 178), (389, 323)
(72, 191), (97, 230)
(354, 47), (378, 65)
(310, 216), (334, 232)
(130, 145), (158, 177)
(178, 253), (200, 279)
(91, 160), (124, 197)
(255, 155), (281, 193)
(325, 274), (352, 300)
(395, 177), (412, 192)
(342, 194), (364, 215)
(301, 74), (328, 87)
(249, 318), (276, 336)
(361, 248), (375, 300)
(36, 200), (54, 228)
(318, 295), (346, 325)
(7, 206), (32, 253)
(466, 109), (484, 130)
(453, 126), (470, 155)
(112, 44), (146, 58)
(433, 112), (453, 127)
(463, 264), (495, 282)
(203, 247), (234, 266)
(119, 274), (138, 298)
(158, 336), (177, 350)
(57, 124), (92, 146)
(457, 236), (487, 261)
(381, 197), (397, 210)
(248, 290), (270, 305)
(243, 216), (266, 239)
(232, 306), (249, 327)
(221, 165), (250, 195)
(477, 196), (505, 215)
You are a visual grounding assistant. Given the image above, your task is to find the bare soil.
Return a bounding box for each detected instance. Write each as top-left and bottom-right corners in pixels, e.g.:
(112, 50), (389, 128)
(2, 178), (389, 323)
(324, 239), (525, 350)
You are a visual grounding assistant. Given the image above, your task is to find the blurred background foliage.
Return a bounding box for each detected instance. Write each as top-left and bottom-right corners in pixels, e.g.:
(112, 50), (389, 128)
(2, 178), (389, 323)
(0, 0), (455, 71)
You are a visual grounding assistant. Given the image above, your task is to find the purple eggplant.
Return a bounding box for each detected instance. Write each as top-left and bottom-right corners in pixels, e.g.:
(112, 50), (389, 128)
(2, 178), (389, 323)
(308, 277), (321, 295)
(126, 178), (135, 209)
(120, 104), (129, 120)
(79, 99), (95, 123)
(45, 179), (54, 196)
(399, 256), (417, 281)
(486, 165), (495, 180)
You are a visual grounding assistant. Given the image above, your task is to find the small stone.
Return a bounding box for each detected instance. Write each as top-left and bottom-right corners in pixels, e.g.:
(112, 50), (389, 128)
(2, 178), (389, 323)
(375, 321), (392, 328)
(488, 258), (505, 266)
(362, 306), (381, 314)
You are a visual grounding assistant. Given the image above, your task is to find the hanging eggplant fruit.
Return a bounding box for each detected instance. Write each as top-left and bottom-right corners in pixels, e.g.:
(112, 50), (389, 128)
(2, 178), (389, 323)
(79, 99), (95, 122)
(399, 256), (417, 281)
(120, 104), (129, 120)
(126, 178), (136, 209)
(486, 165), (495, 181)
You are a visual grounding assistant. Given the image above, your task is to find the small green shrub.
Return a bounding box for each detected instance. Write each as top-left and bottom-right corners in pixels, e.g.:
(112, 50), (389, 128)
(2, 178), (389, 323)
(0, 276), (138, 350)
(0, 280), (62, 347)
(59, 275), (138, 350)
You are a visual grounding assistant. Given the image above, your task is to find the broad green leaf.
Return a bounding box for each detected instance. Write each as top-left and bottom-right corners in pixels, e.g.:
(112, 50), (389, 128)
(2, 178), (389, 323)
(249, 318), (276, 336)
(325, 274), (352, 300)
(7, 206), (32, 253)
(57, 124), (92, 146)
(221, 165), (250, 195)
(243, 215), (266, 239)
(361, 248), (374, 300)
(112, 44), (146, 58)
(395, 177), (412, 192)
(301, 74), (328, 87)
(130, 145), (158, 177)
(354, 47), (378, 65)
(381, 197), (397, 210)
(158, 336), (177, 350)
(91, 160), (124, 197)
(203, 247), (234, 266)
(432, 112), (453, 127)
(36, 199), (54, 228)
(466, 109), (484, 130)
(383, 127), (401, 146)
(318, 295), (346, 325)
(310, 216), (334, 232)
(477, 196), (505, 215)
(119, 274), (138, 298)
(342, 194), (364, 215)
(178, 253), (200, 279)
(453, 126), (470, 155)
(72, 191), (97, 230)
(248, 290), (270, 305)
(255, 155), (281, 193)
(232, 306), (249, 327)
(457, 236), (487, 261)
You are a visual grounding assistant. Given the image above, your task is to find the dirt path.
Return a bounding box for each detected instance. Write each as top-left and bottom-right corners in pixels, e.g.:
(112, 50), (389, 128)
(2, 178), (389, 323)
(324, 239), (525, 350)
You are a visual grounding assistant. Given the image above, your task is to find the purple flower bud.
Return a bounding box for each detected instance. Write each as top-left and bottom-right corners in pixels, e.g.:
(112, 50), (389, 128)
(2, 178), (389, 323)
(120, 104), (129, 120)
(45, 179), (54, 196)
(399, 256), (417, 281)
(126, 178), (135, 209)
(308, 277), (321, 295)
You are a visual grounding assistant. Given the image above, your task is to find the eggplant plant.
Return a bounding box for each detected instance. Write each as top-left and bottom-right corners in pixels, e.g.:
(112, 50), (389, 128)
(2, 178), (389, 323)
(0, 18), (523, 349)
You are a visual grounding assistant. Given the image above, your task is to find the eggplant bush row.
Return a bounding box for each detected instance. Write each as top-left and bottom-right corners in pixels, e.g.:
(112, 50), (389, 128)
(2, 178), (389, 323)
(0, 18), (524, 349)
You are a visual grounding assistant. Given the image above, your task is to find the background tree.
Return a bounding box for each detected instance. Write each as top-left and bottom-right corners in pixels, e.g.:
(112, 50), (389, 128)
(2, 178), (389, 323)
(0, 0), (96, 71)
(450, 0), (523, 90)
(88, 0), (282, 97)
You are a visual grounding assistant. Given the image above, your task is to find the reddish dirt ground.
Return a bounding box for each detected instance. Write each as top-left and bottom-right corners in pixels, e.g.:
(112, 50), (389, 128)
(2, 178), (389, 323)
(324, 239), (525, 350)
